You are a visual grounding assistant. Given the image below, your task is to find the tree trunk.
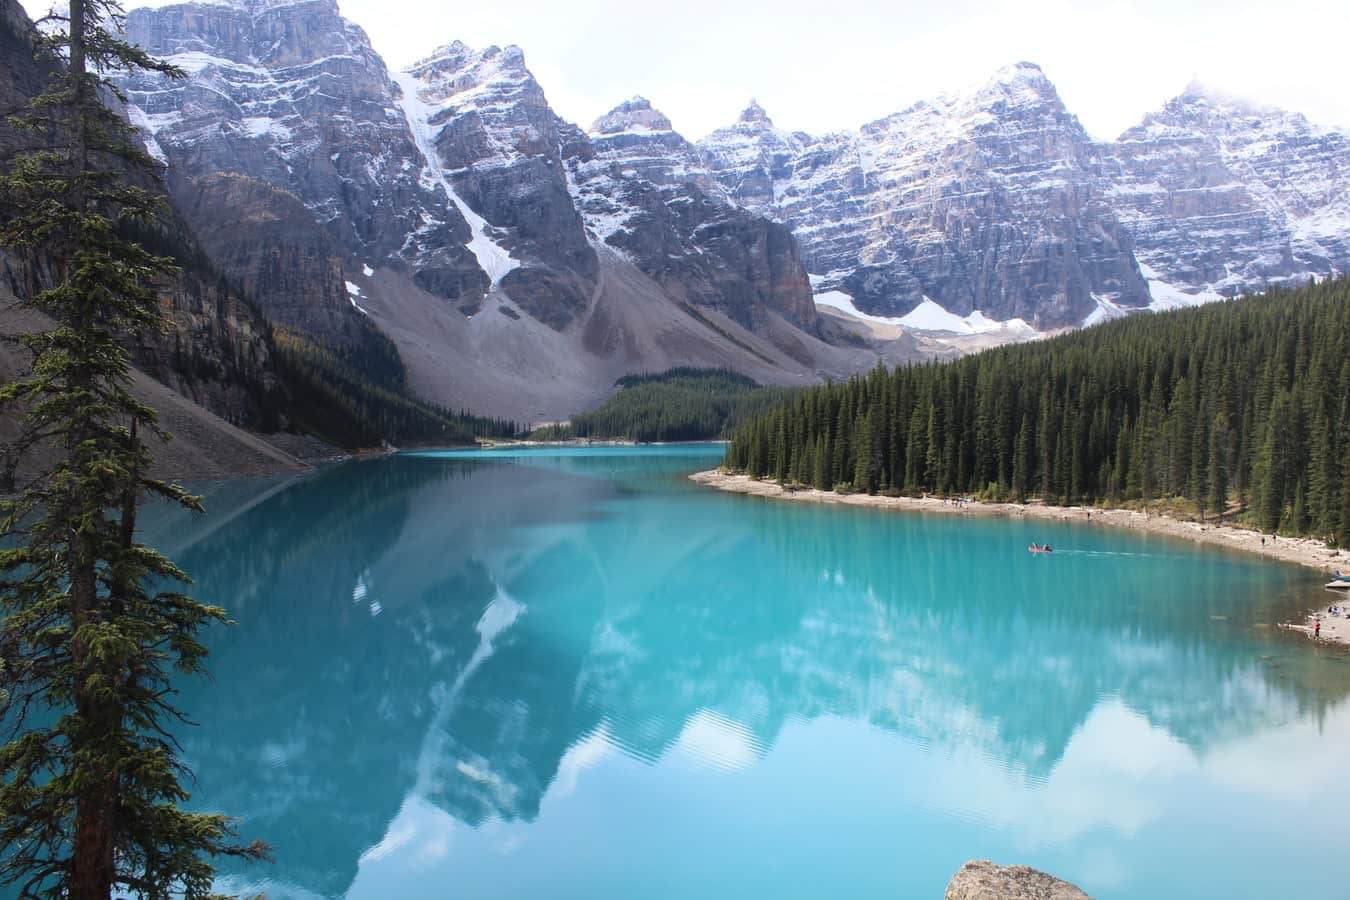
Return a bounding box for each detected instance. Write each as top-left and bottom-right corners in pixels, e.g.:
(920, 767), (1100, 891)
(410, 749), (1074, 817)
(66, 3), (116, 894)
(70, 530), (116, 900)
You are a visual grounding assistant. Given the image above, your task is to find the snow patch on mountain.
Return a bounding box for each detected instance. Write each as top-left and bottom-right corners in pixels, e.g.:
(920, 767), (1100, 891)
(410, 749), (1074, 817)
(125, 103), (167, 165)
(815, 289), (1038, 338)
(1140, 262), (1225, 311)
(1106, 86), (1350, 299)
(700, 65), (1150, 328)
(345, 280), (369, 315)
(390, 69), (518, 285)
(1083, 294), (1130, 327)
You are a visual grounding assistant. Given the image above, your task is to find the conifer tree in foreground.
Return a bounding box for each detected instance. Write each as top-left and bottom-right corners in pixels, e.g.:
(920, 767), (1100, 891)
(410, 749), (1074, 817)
(0, 1), (265, 896)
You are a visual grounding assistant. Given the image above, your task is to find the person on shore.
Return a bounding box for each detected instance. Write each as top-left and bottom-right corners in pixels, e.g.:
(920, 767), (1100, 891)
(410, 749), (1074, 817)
(1314, 619), (1321, 638)
(1261, 536), (1266, 547)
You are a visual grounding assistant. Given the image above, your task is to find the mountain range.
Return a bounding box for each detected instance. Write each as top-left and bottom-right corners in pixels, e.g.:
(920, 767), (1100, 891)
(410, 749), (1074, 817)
(5, 0), (1349, 447)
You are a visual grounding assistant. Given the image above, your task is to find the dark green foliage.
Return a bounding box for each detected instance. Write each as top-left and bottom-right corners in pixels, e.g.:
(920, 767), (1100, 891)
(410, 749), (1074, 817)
(271, 329), (519, 447)
(726, 278), (1350, 544)
(0, 0), (268, 896)
(531, 368), (796, 443)
(613, 367), (758, 390)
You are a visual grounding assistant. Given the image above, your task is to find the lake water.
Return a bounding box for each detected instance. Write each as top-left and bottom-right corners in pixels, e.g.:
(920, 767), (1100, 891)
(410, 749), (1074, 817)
(129, 445), (1350, 898)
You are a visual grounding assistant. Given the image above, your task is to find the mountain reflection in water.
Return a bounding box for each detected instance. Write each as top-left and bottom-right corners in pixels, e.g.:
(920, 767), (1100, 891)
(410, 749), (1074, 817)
(129, 447), (1350, 900)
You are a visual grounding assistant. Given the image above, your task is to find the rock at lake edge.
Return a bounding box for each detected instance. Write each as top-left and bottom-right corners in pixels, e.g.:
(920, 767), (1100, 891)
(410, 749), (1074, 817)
(945, 860), (1092, 900)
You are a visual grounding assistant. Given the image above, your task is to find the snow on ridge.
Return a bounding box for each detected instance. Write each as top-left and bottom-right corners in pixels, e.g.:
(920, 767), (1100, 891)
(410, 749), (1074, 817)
(146, 0), (335, 16)
(814, 290), (1039, 337)
(390, 69), (518, 286)
(125, 103), (168, 164)
(345, 280), (369, 315)
(1083, 293), (1130, 327)
(1138, 261), (1225, 311)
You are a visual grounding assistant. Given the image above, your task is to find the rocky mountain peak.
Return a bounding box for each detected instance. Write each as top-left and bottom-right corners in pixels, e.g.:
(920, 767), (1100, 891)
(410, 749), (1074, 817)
(738, 99), (772, 126)
(1141, 82), (1318, 139)
(1175, 78), (1272, 111)
(405, 41), (538, 115)
(698, 60), (1150, 327)
(1104, 85), (1349, 301)
(119, 0), (487, 306)
(590, 96), (674, 135)
(412, 41), (529, 79)
(969, 60), (1065, 113)
(155, 0), (332, 15)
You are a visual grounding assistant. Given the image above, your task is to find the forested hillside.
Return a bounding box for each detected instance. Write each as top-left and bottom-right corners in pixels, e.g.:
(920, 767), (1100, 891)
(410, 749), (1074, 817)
(270, 330), (520, 447)
(725, 278), (1350, 545)
(531, 368), (797, 443)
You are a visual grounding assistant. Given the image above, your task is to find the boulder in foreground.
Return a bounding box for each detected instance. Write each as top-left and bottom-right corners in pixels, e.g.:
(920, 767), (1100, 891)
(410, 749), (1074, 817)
(945, 860), (1091, 899)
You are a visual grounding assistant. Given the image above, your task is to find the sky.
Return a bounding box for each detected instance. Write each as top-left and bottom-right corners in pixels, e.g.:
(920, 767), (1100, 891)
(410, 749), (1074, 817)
(22, 0), (1350, 140)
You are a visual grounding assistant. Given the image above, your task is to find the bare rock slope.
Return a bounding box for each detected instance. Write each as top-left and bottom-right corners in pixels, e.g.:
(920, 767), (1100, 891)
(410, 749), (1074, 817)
(0, 295), (306, 479)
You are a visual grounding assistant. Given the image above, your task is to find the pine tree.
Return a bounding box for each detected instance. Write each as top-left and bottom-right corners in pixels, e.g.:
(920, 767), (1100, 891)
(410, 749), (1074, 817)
(0, 2), (266, 897)
(1339, 447), (1350, 548)
(1207, 412), (1230, 522)
(1011, 415), (1030, 502)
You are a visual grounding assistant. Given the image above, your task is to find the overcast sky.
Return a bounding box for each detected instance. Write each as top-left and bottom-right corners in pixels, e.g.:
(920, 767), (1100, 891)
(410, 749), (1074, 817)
(24, 0), (1350, 140)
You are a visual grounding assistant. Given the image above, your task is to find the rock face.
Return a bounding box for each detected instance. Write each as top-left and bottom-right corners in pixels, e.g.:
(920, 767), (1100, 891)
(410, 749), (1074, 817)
(699, 67), (1350, 328)
(392, 41), (597, 327)
(121, 0), (488, 307)
(945, 861), (1092, 900)
(174, 172), (355, 344)
(1098, 84), (1350, 297)
(0, 0), (285, 430)
(569, 96), (816, 331)
(698, 64), (1152, 329)
(98, 0), (1350, 414)
(118, 5), (820, 340)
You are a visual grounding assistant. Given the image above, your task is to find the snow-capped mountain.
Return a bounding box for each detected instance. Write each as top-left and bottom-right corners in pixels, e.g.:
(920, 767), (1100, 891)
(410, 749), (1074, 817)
(1099, 84), (1350, 298)
(698, 66), (1350, 330)
(121, 0), (488, 309)
(103, 0), (1350, 421)
(110, 0), (893, 423)
(567, 96), (817, 330)
(119, 4), (826, 342)
(390, 40), (598, 327)
(698, 63), (1152, 329)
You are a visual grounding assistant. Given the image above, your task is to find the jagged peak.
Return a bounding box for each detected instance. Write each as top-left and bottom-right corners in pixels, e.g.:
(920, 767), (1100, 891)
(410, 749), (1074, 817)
(591, 95), (674, 135)
(976, 61), (1060, 106)
(1174, 79), (1285, 118)
(738, 99), (772, 126)
(151, 0), (337, 16)
(992, 60), (1046, 81)
(408, 40), (529, 77)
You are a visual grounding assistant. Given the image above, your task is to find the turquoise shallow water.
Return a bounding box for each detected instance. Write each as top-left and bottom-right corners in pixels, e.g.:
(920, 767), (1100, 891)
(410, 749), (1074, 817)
(103, 447), (1350, 897)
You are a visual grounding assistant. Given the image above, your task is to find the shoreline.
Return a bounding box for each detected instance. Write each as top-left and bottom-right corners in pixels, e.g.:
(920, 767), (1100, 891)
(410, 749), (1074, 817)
(477, 438), (730, 449)
(689, 469), (1350, 646)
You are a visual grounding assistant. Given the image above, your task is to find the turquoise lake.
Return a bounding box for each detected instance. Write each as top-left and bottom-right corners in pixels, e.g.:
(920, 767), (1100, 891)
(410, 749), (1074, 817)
(128, 445), (1350, 898)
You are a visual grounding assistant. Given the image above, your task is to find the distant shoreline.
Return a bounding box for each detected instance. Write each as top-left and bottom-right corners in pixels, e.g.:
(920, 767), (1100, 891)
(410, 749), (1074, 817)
(689, 469), (1350, 646)
(475, 439), (730, 448)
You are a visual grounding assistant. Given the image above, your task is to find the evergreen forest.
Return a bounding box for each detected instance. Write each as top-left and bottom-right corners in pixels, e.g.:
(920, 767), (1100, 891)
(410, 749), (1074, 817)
(270, 328), (519, 447)
(725, 278), (1350, 545)
(530, 368), (797, 443)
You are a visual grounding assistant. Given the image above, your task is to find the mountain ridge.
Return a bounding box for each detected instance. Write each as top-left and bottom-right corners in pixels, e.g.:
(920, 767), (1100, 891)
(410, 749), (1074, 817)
(49, 0), (1350, 424)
